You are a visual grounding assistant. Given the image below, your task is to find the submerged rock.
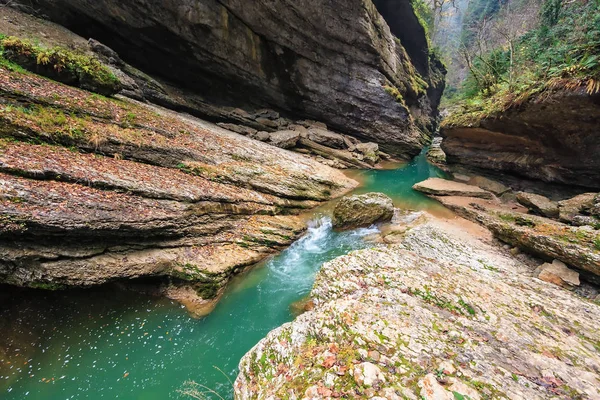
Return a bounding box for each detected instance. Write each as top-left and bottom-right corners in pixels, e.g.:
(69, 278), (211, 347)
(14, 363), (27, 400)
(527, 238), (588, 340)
(413, 178), (493, 199)
(332, 193), (394, 230)
(235, 216), (600, 399)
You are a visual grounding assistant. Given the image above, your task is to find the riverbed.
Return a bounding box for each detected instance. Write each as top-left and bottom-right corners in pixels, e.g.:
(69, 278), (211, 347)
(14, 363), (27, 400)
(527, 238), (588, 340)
(0, 151), (446, 399)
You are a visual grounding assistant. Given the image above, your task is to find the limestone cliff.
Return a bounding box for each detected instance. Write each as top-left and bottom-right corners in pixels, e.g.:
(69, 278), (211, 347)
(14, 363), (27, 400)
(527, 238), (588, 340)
(20, 0), (445, 158)
(441, 90), (600, 190)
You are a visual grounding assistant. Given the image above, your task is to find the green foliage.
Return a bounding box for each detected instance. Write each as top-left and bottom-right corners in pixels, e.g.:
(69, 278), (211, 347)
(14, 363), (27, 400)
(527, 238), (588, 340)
(0, 35), (121, 96)
(461, 0), (508, 45)
(383, 84), (406, 105)
(446, 0), (600, 126)
(541, 0), (562, 26)
(411, 0), (434, 38)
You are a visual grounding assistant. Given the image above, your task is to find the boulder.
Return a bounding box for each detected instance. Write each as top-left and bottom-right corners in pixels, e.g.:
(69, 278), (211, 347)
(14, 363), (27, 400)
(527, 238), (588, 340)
(558, 193), (597, 223)
(332, 193), (394, 230)
(572, 215), (600, 227)
(469, 176), (510, 196)
(516, 192), (559, 218)
(355, 142), (380, 164)
(413, 178), (493, 199)
(268, 130), (301, 149)
(534, 260), (580, 289)
(307, 128), (346, 149)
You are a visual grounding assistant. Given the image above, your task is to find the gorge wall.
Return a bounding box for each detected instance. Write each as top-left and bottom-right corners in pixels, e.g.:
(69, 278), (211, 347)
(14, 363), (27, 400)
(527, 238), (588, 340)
(21, 0), (445, 158)
(441, 90), (600, 190)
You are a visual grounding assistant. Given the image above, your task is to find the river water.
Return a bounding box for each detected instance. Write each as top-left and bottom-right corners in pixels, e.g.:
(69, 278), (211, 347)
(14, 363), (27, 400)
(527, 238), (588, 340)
(0, 151), (446, 399)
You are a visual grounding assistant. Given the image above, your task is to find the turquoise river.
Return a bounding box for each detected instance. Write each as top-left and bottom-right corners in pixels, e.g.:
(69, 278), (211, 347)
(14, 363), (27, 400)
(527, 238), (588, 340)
(0, 151), (446, 399)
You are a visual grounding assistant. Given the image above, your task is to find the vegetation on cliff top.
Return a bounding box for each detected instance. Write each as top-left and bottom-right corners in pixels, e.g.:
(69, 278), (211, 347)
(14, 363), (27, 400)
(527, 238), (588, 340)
(0, 34), (121, 96)
(443, 0), (600, 127)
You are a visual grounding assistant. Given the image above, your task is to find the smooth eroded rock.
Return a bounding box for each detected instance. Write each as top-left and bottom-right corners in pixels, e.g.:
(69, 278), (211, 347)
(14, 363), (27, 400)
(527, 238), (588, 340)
(332, 193), (394, 230)
(413, 178), (493, 199)
(235, 216), (600, 399)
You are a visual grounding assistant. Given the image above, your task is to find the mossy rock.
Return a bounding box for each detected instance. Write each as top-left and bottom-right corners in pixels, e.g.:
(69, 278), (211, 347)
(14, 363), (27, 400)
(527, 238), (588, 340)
(1, 36), (121, 96)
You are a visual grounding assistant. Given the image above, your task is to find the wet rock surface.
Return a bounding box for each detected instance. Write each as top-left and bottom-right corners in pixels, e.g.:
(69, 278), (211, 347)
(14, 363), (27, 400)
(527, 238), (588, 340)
(235, 215), (600, 399)
(332, 193), (394, 230)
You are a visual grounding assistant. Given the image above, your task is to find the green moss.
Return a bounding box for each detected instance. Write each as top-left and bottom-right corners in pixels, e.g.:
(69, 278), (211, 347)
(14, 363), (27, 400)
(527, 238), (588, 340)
(1, 35), (121, 96)
(383, 85), (406, 105)
(195, 282), (220, 299)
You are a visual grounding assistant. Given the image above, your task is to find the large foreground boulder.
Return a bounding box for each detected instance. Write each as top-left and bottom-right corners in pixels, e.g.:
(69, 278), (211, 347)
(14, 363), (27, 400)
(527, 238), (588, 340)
(332, 193), (394, 230)
(235, 217), (600, 399)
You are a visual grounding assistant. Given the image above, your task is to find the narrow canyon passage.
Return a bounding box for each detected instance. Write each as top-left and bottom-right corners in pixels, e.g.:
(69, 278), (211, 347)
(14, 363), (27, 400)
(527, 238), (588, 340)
(0, 154), (446, 399)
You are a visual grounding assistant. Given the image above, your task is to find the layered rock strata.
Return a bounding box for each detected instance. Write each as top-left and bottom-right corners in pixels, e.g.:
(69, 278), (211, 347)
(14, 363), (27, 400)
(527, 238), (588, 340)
(18, 0), (445, 158)
(441, 90), (600, 189)
(0, 64), (356, 305)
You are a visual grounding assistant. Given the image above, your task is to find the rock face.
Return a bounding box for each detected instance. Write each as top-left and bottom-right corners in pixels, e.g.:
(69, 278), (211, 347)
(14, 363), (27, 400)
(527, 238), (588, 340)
(441, 90), (600, 189)
(413, 178), (493, 199)
(20, 0), (445, 158)
(235, 216), (600, 399)
(0, 64), (357, 300)
(332, 193), (394, 230)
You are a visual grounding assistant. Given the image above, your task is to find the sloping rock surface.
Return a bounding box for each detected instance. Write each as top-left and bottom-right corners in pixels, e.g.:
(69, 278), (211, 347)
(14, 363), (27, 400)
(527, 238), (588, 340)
(0, 65), (357, 295)
(235, 216), (600, 399)
(20, 0), (445, 158)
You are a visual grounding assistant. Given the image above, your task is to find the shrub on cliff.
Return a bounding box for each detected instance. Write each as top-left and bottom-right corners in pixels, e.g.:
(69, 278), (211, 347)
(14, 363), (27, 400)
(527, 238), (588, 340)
(444, 0), (600, 126)
(0, 35), (121, 96)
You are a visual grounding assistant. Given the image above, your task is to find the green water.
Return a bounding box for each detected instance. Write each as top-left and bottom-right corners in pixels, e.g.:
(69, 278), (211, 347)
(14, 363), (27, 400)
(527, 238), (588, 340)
(0, 151), (445, 399)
